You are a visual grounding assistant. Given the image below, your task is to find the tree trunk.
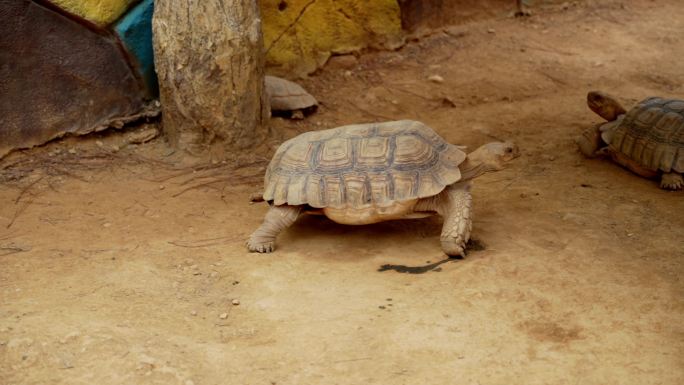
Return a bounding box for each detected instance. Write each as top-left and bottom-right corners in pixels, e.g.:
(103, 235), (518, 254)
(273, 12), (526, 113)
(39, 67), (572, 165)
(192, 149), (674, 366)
(152, 0), (269, 158)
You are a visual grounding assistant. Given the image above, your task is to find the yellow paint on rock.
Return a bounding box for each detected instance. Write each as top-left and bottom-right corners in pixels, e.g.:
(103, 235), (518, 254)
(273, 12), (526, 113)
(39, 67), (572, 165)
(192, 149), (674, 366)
(261, 0), (404, 76)
(50, 0), (138, 26)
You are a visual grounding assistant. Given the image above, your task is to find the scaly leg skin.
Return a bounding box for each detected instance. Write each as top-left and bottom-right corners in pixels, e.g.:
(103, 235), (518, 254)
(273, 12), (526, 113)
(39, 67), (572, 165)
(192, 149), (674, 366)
(416, 182), (473, 257)
(660, 172), (684, 190)
(247, 205), (302, 253)
(515, 0), (530, 17)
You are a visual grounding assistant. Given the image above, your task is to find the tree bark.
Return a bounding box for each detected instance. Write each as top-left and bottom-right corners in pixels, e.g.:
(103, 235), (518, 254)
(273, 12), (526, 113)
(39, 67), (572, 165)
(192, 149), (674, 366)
(152, 0), (269, 158)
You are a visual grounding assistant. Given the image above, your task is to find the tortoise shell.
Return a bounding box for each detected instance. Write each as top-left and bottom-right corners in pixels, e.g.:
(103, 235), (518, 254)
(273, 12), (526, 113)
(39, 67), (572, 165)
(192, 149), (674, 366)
(603, 97), (684, 173)
(265, 75), (317, 112)
(263, 120), (467, 209)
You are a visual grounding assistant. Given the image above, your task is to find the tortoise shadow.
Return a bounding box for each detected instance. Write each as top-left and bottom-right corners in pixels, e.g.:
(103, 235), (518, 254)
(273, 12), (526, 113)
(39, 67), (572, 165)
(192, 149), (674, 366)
(282, 215), (486, 269)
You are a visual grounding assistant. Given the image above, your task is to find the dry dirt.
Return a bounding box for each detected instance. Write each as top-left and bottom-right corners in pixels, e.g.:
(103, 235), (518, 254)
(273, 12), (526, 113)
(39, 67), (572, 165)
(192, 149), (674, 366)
(1, 1), (683, 384)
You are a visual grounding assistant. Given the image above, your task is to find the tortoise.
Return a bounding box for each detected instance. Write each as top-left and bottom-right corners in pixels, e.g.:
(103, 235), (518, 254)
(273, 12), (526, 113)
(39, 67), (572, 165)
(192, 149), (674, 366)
(265, 75), (318, 119)
(577, 91), (684, 190)
(247, 120), (519, 256)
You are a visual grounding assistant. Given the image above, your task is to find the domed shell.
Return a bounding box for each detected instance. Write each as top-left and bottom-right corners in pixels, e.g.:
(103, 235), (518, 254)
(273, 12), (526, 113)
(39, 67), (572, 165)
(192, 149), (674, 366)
(263, 120), (467, 209)
(606, 97), (684, 173)
(265, 75), (318, 111)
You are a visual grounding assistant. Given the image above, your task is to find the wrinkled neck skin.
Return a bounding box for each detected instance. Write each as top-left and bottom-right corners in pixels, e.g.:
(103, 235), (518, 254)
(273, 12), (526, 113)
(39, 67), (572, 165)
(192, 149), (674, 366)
(459, 152), (497, 180)
(599, 115), (624, 145)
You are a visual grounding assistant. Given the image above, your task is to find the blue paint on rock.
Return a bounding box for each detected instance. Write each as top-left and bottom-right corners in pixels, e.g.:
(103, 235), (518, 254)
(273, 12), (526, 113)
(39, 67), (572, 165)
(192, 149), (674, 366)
(115, 0), (157, 96)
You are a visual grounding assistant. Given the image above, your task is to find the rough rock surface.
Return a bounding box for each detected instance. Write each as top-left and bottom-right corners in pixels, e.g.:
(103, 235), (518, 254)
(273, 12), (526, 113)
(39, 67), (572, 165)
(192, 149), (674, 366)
(152, 0), (270, 158)
(49, 0), (138, 26)
(261, 0), (404, 76)
(0, 0), (150, 158)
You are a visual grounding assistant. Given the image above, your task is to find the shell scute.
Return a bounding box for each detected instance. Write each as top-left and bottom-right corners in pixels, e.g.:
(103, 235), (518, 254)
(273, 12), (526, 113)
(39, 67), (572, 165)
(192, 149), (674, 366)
(263, 120), (466, 208)
(607, 97), (684, 173)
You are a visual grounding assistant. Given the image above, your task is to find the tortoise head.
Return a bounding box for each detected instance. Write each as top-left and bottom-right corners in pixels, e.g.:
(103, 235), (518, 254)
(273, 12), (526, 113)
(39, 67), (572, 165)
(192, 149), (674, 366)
(469, 141), (520, 171)
(587, 91), (626, 121)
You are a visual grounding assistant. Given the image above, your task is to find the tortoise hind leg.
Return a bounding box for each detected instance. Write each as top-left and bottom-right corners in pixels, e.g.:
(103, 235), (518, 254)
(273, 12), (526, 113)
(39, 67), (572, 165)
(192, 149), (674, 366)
(247, 205), (302, 253)
(660, 172), (683, 190)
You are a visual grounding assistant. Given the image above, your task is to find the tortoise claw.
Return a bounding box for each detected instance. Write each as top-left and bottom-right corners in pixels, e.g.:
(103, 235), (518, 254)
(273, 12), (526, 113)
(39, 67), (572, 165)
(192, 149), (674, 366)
(660, 173), (683, 190)
(246, 238), (275, 253)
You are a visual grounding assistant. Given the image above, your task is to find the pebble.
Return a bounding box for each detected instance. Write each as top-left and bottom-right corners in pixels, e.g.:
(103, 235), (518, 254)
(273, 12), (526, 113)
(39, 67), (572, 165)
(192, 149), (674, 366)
(487, 28), (496, 34)
(102, 223), (112, 228)
(232, 299), (240, 306)
(68, 148), (77, 154)
(95, 140), (104, 147)
(428, 75), (444, 83)
(159, 185), (165, 190)
(190, 310), (197, 316)
(219, 312), (228, 319)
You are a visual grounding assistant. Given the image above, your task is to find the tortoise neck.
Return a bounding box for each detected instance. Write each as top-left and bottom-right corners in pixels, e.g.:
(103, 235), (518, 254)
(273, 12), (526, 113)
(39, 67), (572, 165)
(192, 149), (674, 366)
(459, 157), (496, 180)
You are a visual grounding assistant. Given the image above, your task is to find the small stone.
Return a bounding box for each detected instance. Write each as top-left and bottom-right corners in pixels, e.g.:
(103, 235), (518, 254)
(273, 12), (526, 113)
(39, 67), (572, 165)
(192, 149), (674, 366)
(219, 312), (228, 319)
(95, 140), (104, 147)
(159, 185), (165, 190)
(190, 310), (197, 316)
(68, 148), (77, 154)
(126, 126), (159, 144)
(343, 70), (352, 77)
(232, 299), (240, 306)
(378, 305), (386, 309)
(111, 145), (120, 152)
(487, 28), (496, 34)
(210, 271), (218, 278)
(428, 75), (444, 84)
(103, 222), (112, 228)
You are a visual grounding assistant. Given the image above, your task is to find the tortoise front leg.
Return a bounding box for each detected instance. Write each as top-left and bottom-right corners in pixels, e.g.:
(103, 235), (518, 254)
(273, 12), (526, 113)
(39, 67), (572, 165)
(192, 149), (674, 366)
(660, 172), (683, 190)
(247, 205), (302, 253)
(417, 182), (472, 257)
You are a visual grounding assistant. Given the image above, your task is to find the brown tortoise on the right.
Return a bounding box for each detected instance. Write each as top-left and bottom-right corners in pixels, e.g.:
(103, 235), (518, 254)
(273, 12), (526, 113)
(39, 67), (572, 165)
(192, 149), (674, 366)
(577, 91), (684, 190)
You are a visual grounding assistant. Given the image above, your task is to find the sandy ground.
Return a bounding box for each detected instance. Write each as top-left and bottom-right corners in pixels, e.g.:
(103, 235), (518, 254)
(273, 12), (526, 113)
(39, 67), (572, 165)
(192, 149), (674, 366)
(1, 1), (683, 384)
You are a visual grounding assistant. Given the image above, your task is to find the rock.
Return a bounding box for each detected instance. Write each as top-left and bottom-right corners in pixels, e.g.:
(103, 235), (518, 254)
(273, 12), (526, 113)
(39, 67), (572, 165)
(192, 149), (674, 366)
(232, 299), (240, 306)
(219, 312), (228, 319)
(190, 310), (197, 316)
(49, 0), (138, 26)
(428, 75), (444, 83)
(125, 126), (159, 144)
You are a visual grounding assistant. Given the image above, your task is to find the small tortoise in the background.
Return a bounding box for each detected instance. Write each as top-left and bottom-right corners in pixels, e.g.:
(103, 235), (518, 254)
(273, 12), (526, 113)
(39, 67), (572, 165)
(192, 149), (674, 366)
(265, 75), (318, 119)
(577, 91), (684, 190)
(248, 120), (519, 256)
